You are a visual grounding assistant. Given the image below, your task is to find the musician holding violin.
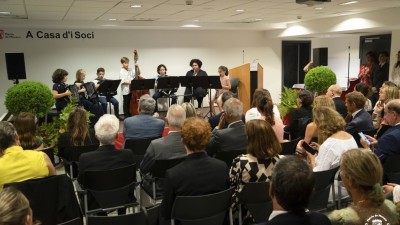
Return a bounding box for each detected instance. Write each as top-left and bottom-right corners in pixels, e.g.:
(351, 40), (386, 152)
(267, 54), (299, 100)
(52, 68), (72, 111)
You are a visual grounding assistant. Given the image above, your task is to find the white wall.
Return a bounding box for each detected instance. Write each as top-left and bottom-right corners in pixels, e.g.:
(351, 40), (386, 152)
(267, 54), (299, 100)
(390, 29), (400, 79)
(0, 28), (282, 115)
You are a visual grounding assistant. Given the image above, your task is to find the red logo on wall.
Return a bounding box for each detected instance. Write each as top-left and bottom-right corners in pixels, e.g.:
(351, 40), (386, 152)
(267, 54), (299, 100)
(0, 30), (4, 39)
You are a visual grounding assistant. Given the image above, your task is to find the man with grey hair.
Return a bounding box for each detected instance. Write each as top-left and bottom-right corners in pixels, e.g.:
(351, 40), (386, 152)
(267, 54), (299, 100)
(78, 114), (134, 184)
(123, 94), (165, 141)
(207, 98), (247, 156)
(361, 99), (400, 163)
(140, 104), (187, 202)
(327, 84), (347, 118)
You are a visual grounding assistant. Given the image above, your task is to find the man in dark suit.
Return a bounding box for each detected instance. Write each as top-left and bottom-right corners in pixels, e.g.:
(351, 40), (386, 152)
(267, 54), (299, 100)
(361, 99), (400, 163)
(207, 98), (247, 156)
(140, 104), (187, 201)
(123, 94), (165, 141)
(266, 156), (331, 225)
(327, 84), (347, 118)
(78, 114), (134, 184)
(371, 51), (390, 106)
(344, 91), (374, 142)
(161, 117), (229, 220)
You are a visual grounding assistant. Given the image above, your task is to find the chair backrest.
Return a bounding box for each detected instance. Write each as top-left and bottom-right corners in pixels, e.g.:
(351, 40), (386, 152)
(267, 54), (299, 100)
(237, 182), (272, 223)
(229, 78), (239, 97)
(125, 138), (157, 155)
(215, 150), (246, 167)
(280, 138), (301, 155)
(151, 157), (186, 178)
(69, 144), (100, 161)
(41, 147), (55, 165)
(57, 217), (83, 225)
(383, 155), (400, 174)
(171, 187), (234, 225)
(308, 167), (339, 211)
(87, 211), (146, 225)
(5, 175), (82, 225)
(83, 164), (136, 190)
(290, 117), (312, 140)
(145, 205), (160, 225)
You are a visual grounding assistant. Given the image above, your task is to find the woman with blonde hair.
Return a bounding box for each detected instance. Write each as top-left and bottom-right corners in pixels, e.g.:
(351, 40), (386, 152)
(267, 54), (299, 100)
(57, 108), (98, 159)
(0, 187), (40, 225)
(328, 149), (399, 225)
(230, 119), (281, 223)
(303, 95), (335, 143)
(181, 102), (196, 118)
(373, 85), (400, 133)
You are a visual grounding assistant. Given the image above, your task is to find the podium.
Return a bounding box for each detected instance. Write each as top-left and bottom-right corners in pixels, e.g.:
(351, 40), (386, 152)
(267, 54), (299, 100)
(229, 63), (263, 113)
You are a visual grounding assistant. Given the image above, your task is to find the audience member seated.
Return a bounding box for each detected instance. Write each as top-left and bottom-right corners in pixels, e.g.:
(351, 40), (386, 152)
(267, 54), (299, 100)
(0, 187), (38, 225)
(297, 107), (357, 200)
(245, 89), (280, 123)
(78, 114), (134, 184)
(209, 91), (233, 130)
(160, 118), (229, 220)
(123, 94), (165, 141)
(57, 108), (98, 159)
(230, 119), (281, 224)
(327, 84), (347, 118)
(344, 91), (374, 139)
(304, 96), (335, 144)
(207, 98), (247, 156)
(284, 90), (314, 140)
(140, 105), (187, 203)
(0, 122), (55, 189)
(328, 149), (399, 225)
(181, 102), (196, 118)
(361, 99), (400, 163)
(14, 112), (43, 150)
(265, 156), (331, 225)
(354, 83), (373, 111)
(372, 85), (399, 129)
(256, 89), (284, 142)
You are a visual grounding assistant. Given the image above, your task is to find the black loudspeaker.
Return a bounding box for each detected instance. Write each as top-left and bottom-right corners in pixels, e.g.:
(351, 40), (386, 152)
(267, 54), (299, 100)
(313, 48), (328, 66)
(5, 53), (27, 81)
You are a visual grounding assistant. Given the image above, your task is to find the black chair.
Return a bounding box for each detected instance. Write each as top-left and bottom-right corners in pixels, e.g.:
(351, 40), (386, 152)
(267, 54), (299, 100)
(62, 144), (99, 180)
(289, 117), (312, 140)
(145, 157), (186, 200)
(75, 164), (139, 220)
(5, 175), (82, 225)
(41, 147), (55, 165)
(215, 150), (246, 167)
(237, 182), (272, 225)
(308, 167), (339, 212)
(171, 187), (235, 225)
(87, 211), (147, 225)
(229, 78), (240, 98)
(145, 204), (160, 225)
(280, 138), (301, 155)
(125, 138), (159, 167)
(57, 217), (83, 225)
(383, 155), (400, 183)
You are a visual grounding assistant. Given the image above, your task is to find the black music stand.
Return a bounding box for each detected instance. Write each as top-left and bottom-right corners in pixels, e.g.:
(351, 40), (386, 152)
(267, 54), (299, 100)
(97, 79), (121, 114)
(156, 76), (180, 107)
(202, 76), (222, 118)
(180, 76), (208, 105)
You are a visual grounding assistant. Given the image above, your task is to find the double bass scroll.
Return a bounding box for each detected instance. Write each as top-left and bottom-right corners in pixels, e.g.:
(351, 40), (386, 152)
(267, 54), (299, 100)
(129, 49), (150, 116)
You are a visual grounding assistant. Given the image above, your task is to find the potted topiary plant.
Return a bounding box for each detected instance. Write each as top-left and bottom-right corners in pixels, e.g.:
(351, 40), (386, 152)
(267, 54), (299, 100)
(278, 86), (300, 124)
(304, 66), (337, 95)
(5, 81), (55, 118)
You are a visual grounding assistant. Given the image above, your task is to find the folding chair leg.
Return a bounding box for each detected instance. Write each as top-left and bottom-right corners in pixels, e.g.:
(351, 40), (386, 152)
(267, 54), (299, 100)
(229, 207), (233, 225)
(331, 183), (336, 209)
(84, 194), (89, 222)
(238, 204), (243, 225)
(171, 219), (175, 225)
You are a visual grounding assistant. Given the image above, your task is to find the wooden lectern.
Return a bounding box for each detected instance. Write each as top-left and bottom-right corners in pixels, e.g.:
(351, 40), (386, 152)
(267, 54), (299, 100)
(229, 63), (263, 113)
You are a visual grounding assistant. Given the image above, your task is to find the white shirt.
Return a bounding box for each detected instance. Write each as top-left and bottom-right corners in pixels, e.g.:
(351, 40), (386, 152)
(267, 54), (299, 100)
(351, 109), (362, 119)
(245, 105), (281, 122)
(314, 137), (358, 172)
(120, 68), (135, 95)
(391, 66), (400, 87)
(268, 210), (289, 221)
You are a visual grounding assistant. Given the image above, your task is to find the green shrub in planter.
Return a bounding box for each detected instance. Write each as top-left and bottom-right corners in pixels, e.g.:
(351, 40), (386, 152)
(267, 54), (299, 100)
(278, 86), (300, 120)
(304, 66), (337, 94)
(5, 81), (55, 118)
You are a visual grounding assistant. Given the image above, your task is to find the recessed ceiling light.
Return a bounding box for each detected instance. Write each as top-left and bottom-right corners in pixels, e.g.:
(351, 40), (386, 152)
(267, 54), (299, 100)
(108, 18), (117, 21)
(235, 9), (245, 12)
(254, 18), (262, 21)
(315, 7), (323, 10)
(130, 4), (142, 8)
(0, 11), (11, 15)
(181, 24), (200, 28)
(192, 19), (199, 22)
(339, 1), (358, 6)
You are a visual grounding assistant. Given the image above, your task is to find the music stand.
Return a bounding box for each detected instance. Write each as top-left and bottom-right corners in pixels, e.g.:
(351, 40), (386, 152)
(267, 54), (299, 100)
(131, 79), (156, 91)
(203, 76), (222, 118)
(156, 76), (180, 107)
(179, 76), (196, 105)
(97, 79), (121, 114)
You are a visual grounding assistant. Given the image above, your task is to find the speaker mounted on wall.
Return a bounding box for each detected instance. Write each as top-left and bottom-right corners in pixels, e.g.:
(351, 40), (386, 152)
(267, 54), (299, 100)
(313, 48), (328, 67)
(5, 53), (27, 84)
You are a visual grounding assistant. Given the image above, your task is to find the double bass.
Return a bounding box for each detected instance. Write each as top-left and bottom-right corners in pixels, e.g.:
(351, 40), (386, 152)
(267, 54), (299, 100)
(129, 49), (150, 115)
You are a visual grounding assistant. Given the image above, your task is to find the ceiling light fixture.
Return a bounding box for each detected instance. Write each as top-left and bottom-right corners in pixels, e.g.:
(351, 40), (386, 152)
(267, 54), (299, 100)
(181, 24), (200, 28)
(235, 9), (245, 12)
(109, 18), (117, 21)
(315, 7), (323, 10)
(0, 11), (11, 15)
(254, 18), (262, 21)
(130, 4), (142, 8)
(339, 1), (358, 6)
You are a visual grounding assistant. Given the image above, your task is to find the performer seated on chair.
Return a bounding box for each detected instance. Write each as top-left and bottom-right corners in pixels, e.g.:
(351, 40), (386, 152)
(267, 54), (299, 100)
(153, 64), (177, 111)
(210, 65), (231, 115)
(183, 59), (208, 108)
(74, 69), (95, 111)
(93, 67), (121, 119)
